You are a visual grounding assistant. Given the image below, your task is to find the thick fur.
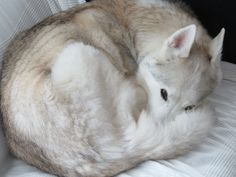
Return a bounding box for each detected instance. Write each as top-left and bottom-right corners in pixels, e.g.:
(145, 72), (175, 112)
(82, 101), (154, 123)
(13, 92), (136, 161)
(0, 0), (224, 176)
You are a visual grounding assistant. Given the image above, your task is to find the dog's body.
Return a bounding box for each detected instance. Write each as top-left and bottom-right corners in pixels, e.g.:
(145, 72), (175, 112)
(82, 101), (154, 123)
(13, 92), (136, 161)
(1, 0), (224, 176)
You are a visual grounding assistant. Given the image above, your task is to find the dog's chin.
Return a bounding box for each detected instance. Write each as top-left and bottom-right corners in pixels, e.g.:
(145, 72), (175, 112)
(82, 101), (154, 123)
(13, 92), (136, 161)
(157, 103), (216, 158)
(183, 102), (215, 117)
(179, 102), (215, 125)
(170, 102), (216, 144)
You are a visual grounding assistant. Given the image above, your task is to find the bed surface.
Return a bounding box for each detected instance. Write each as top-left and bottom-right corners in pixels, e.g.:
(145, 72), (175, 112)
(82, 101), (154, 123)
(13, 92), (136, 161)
(0, 1), (235, 177)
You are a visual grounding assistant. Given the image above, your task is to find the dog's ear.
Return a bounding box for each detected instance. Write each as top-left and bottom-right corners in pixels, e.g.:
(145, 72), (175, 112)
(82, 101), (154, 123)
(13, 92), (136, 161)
(163, 24), (196, 59)
(210, 28), (225, 63)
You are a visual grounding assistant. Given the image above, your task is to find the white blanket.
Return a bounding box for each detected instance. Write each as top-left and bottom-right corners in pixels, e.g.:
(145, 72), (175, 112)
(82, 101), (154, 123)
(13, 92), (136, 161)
(0, 1), (235, 177)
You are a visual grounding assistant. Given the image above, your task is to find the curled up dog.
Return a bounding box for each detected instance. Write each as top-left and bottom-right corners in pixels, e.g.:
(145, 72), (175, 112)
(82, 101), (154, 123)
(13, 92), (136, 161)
(0, 0), (224, 176)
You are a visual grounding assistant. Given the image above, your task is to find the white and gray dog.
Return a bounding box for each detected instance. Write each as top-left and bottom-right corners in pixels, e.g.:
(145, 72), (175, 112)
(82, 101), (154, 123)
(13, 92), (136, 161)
(1, 0), (224, 176)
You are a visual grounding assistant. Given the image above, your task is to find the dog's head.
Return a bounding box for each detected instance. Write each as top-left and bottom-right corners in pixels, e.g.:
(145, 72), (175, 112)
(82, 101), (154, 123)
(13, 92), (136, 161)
(139, 25), (224, 119)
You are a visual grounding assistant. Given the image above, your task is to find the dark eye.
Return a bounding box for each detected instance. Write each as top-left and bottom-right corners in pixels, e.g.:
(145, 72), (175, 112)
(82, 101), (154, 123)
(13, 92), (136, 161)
(160, 89), (168, 101)
(184, 105), (195, 111)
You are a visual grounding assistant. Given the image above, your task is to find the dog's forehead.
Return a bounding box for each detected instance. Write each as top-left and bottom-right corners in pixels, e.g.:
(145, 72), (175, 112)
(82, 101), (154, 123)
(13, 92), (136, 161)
(181, 62), (215, 102)
(155, 51), (212, 86)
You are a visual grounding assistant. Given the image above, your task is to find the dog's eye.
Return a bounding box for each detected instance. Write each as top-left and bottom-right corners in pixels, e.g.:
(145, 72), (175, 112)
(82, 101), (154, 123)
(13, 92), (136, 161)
(184, 105), (195, 111)
(160, 89), (168, 101)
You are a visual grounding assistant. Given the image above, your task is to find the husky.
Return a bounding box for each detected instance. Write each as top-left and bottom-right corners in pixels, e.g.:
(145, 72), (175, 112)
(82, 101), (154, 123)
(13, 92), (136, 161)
(0, 0), (224, 176)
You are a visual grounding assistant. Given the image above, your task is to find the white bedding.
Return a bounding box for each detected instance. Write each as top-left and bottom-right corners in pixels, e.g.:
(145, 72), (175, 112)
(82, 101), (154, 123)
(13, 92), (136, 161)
(0, 1), (236, 177)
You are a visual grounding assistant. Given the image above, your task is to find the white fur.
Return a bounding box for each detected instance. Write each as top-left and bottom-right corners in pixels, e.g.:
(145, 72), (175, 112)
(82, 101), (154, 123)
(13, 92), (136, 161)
(10, 28), (222, 166)
(10, 76), (45, 136)
(210, 28), (225, 61)
(50, 42), (215, 159)
(2, 1), (226, 175)
(52, 43), (106, 91)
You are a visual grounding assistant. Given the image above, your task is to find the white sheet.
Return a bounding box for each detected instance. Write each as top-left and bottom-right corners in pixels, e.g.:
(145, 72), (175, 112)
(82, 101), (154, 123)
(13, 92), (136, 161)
(0, 1), (235, 177)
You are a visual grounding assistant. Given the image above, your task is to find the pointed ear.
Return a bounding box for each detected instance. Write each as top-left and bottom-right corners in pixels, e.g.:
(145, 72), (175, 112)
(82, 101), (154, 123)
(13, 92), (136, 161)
(210, 28), (225, 63)
(164, 24), (196, 59)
